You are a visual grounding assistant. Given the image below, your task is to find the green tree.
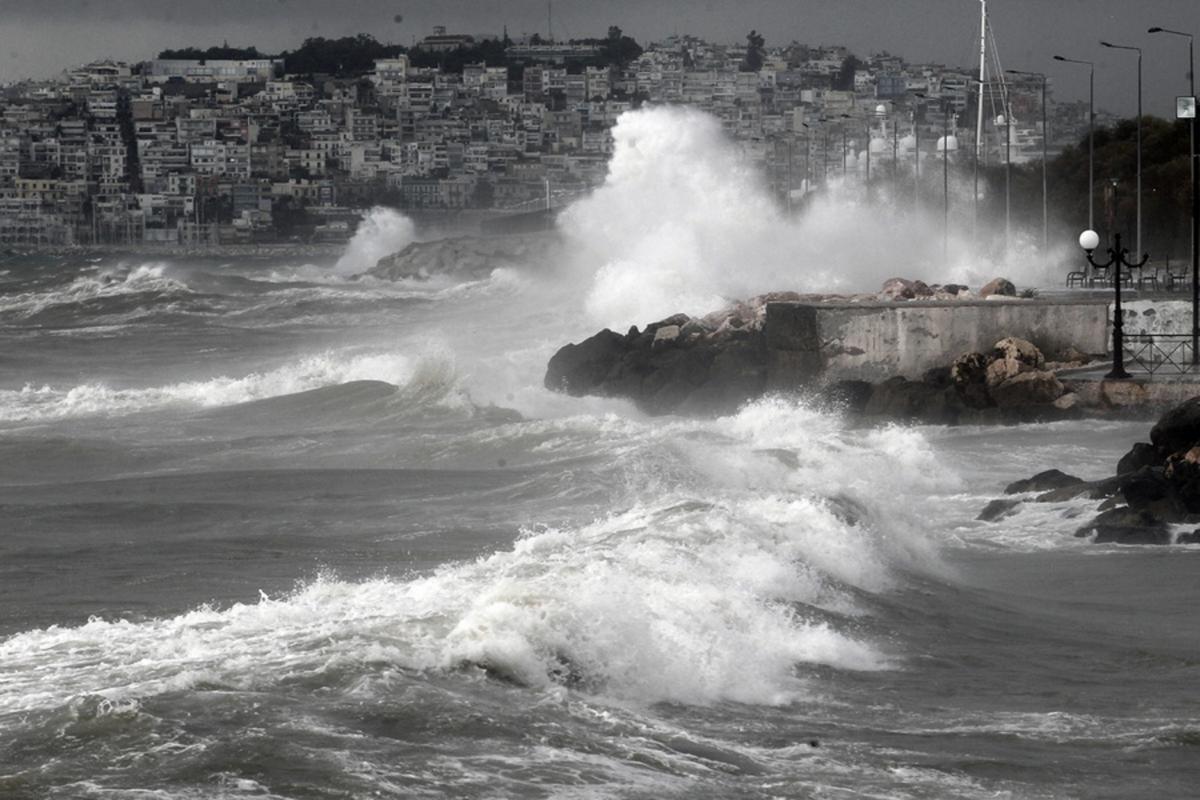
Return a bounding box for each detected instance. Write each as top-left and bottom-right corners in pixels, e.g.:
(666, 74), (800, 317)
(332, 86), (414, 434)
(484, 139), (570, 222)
(279, 34), (405, 76)
(157, 44), (262, 60)
(742, 30), (765, 72)
(832, 56), (859, 91)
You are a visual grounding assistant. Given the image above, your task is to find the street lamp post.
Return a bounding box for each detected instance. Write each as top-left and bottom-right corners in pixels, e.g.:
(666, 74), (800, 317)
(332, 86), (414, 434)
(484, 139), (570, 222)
(822, 123), (830, 186)
(1054, 56), (1095, 232)
(917, 93), (958, 266)
(940, 105), (957, 267)
(1101, 40), (1143, 257)
(909, 94), (923, 215)
(841, 120), (849, 177)
(1149, 26), (1197, 365)
(888, 100), (900, 191)
(864, 116), (871, 198)
(1081, 229), (1148, 379)
(1008, 69), (1049, 253)
(801, 122), (812, 200)
(796, 121), (816, 199)
(996, 110), (1012, 257)
(914, 106), (921, 213)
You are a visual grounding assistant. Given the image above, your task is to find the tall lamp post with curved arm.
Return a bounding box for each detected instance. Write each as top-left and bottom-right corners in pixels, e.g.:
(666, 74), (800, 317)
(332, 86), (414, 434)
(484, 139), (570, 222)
(1101, 40), (1143, 258)
(1052, 55), (1095, 232)
(1007, 69), (1049, 253)
(1148, 25), (1197, 365)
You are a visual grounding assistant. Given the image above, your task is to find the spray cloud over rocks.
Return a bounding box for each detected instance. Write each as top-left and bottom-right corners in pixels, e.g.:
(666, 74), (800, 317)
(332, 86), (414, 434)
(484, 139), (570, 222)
(334, 207), (417, 275)
(558, 106), (1061, 331)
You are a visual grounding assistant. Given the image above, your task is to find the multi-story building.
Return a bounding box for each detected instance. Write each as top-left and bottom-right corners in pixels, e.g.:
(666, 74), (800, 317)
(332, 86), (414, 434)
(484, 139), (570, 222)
(145, 59), (283, 83)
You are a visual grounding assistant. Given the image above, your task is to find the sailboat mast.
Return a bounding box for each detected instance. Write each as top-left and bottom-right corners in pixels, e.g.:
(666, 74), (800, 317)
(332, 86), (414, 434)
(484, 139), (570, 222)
(975, 0), (987, 161)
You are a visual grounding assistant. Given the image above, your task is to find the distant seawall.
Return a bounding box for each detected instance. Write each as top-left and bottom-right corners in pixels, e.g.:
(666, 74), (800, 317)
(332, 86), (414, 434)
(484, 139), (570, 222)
(763, 299), (1111, 388)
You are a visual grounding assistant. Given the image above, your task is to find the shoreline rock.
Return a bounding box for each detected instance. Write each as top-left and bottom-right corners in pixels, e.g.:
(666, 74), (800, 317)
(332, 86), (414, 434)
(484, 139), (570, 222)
(980, 397), (1200, 545)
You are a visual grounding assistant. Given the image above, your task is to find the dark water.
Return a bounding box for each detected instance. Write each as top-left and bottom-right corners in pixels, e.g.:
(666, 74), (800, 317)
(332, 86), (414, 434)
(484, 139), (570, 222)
(1, 248), (1198, 799)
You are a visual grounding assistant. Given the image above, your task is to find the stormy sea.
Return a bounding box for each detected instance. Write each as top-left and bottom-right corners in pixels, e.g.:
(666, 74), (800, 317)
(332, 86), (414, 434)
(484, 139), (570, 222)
(1, 108), (1197, 799)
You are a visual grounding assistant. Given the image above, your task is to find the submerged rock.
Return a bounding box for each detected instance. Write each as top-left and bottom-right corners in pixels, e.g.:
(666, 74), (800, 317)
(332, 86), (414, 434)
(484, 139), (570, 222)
(978, 498), (1023, 522)
(1005, 469), (1084, 495)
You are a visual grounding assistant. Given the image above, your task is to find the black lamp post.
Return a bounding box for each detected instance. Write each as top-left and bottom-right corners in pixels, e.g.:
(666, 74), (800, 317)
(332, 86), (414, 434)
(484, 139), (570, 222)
(864, 113), (872, 196)
(1007, 69), (1049, 253)
(821, 121), (830, 186)
(1148, 25), (1197, 365)
(908, 93), (923, 214)
(801, 122), (812, 200)
(1101, 40), (1143, 257)
(939, 104), (956, 268)
(888, 100), (900, 191)
(1081, 229), (1148, 379)
(996, 108), (1012, 257)
(840, 113), (851, 178)
(1053, 56), (1095, 232)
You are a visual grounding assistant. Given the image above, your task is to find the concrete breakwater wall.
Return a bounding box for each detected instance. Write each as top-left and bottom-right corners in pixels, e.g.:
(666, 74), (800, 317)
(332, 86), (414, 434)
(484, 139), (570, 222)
(763, 299), (1111, 388)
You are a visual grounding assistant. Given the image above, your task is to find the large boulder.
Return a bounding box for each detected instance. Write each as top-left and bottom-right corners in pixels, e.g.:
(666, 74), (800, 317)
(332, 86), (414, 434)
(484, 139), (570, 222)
(977, 498), (1023, 522)
(979, 277), (1017, 298)
(544, 329), (626, 396)
(1150, 396), (1200, 455)
(1005, 469), (1084, 495)
(544, 308), (769, 415)
(950, 351), (991, 408)
(993, 336), (1045, 370)
(879, 277), (916, 301)
(1117, 442), (1161, 475)
(863, 377), (960, 424)
(989, 369), (1065, 408)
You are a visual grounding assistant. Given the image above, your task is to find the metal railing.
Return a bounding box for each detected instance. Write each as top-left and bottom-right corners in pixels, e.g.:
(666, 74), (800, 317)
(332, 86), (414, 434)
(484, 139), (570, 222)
(1121, 333), (1197, 374)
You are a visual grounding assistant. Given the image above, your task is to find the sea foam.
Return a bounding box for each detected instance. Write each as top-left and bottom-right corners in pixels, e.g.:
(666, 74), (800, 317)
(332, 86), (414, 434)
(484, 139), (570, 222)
(0, 397), (952, 713)
(0, 351), (422, 423)
(333, 207), (417, 275)
(0, 263), (191, 318)
(558, 106), (1064, 331)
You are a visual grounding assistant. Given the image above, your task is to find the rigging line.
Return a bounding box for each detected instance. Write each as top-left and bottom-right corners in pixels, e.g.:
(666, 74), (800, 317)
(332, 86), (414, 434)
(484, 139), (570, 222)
(987, 24), (1009, 118)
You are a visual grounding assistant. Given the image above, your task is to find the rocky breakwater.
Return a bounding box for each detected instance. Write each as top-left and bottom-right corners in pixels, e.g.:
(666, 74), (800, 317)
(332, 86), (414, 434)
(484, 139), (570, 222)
(980, 397), (1200, 545)
(857, 335), (1090, 424)
(544, 293), (800, 415)
(544, 281), (1092, 420)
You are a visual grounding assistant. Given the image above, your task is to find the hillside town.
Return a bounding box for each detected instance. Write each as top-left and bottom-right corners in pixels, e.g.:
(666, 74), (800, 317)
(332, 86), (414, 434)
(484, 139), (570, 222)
(0, 27), (1108, 248)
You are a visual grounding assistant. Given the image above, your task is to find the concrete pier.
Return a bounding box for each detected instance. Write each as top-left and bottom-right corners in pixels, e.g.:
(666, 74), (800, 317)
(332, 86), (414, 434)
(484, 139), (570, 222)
(763, 294), (1200, 413)
(764, 298), (1110, 385)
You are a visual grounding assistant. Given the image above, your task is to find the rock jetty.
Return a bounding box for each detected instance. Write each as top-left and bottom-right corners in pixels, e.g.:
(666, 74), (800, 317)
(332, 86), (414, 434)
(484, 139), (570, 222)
(545, 293), (798, 416)
(544, 277), (1094, 420)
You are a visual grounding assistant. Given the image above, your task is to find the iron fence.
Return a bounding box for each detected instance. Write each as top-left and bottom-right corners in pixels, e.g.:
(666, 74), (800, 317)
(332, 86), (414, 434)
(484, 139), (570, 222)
(1121, 333), (1197, 375)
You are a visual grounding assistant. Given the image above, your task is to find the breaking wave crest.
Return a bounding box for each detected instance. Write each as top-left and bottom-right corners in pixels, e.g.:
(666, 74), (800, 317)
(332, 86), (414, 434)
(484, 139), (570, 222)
(333, 207), (417, 275)
(0, 397), (952, 712)
(558, 106), (1061, 331)
(0, 351), (437, 423)
(0, 263), (192, 318)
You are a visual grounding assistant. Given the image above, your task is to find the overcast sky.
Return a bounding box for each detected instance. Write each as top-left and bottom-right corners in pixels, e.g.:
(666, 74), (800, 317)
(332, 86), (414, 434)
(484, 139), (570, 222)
(1, 1), (1197, 118)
